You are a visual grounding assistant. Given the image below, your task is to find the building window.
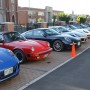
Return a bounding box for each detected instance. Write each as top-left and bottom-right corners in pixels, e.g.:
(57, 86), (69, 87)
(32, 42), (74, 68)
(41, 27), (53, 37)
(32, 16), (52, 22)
(0, 0), (2, 8)
(12, 5), (14, 11)
(28, 11), (36, 16)
(11, 0), (14, 3)
(29, 18), (36, 23)
(38, 12), (44, 16)
(53, 13), (57, 15)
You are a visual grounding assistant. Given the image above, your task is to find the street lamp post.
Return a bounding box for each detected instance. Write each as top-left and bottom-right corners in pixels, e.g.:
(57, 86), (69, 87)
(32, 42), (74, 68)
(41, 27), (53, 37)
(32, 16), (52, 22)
(28, 0), (30, 23)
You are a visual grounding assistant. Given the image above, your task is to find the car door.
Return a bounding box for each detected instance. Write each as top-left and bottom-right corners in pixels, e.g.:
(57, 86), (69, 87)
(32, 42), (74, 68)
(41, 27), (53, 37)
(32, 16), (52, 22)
(25, 29), (54, 44)
(33, 29), (54, 44)
(23, 30), (33, 39)
(32, 30), (48, 41)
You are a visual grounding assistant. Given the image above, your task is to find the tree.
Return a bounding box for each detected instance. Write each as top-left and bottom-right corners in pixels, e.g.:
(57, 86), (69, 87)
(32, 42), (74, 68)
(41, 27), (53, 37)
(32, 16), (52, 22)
(77, 16), (87, 23)
(38, 17), (43, 22)
(58, 13), (71, 24)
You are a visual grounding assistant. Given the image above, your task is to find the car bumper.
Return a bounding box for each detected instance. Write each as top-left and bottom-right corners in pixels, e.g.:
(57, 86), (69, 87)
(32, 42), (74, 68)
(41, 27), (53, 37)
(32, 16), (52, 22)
(81, 37), (87, 42)
(0, 64), (20, 82)
(64, 41), (81, 49)
(86, 33), (90, 38)
(27, 48), (52, 61)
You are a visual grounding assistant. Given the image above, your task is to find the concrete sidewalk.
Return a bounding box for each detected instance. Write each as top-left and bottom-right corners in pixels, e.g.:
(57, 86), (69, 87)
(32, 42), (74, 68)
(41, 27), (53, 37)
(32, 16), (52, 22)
(23, 48), (90, 90)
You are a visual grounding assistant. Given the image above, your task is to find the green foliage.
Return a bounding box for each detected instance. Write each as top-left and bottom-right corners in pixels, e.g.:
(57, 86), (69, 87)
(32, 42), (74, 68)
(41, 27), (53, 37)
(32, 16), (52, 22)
(58, 13), (71, 24)
(38, 17), (43, 22)
(77, 16), (87, 23)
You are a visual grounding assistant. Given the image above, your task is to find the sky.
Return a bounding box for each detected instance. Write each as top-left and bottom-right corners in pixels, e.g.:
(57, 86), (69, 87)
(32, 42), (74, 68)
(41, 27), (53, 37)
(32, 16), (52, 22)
(18, 0), (90, 15)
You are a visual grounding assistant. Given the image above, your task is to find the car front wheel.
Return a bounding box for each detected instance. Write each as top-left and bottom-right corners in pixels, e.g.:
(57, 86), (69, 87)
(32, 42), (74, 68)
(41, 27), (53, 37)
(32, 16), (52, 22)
(53, 40), (64, 52)
(14, 50), (26, 63)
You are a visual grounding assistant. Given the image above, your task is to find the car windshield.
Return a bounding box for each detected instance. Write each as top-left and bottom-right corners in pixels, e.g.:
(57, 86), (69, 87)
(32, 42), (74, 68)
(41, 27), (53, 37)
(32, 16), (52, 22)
(4, 32), (26, 42)
(70, 25), (78, 29)
(58, 27), (69, 32)
(74, 25), (82, 29)
(81, 24), (87, 28)
(63, 26), (72, 30)
(44, 29), (59, 35)
(50, 28), (57, 30)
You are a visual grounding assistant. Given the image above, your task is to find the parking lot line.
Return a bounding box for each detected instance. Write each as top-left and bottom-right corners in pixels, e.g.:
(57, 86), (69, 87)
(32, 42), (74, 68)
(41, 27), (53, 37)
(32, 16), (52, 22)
(18, 46), (90, 90)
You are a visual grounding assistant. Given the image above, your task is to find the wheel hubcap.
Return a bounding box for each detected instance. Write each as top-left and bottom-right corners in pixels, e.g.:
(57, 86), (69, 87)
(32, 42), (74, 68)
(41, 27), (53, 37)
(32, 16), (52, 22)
(15, 52), (23, 63)
(53, 41), (63, 51)
(55, 43), (61, 49)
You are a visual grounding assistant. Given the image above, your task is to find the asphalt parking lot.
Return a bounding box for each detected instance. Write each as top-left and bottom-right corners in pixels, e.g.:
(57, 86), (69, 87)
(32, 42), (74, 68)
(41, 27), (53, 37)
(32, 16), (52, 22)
(0, 40), (90, 90)
(24, 48), (90, 90)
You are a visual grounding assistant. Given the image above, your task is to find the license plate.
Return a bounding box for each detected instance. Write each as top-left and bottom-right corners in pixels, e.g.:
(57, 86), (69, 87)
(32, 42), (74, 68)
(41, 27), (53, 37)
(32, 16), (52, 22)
(78, 42), (80, 45)
(4, 67), (13, 76)
(44, 54), (48, 58)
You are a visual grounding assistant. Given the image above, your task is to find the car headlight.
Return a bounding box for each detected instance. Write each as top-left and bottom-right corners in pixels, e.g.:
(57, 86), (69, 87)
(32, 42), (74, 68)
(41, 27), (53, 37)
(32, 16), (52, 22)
(64, 37), (71, 42)
(47, 42), (50, 47)
(31, 47), (35, 52)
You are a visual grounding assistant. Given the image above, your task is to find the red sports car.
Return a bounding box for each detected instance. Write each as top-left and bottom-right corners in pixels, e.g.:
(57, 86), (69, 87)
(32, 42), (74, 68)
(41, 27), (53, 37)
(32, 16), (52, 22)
(0, 31), (52, 63)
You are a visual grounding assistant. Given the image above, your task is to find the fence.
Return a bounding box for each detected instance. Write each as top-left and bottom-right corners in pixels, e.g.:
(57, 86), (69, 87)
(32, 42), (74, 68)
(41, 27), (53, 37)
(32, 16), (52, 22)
(14, 24), (27, 33)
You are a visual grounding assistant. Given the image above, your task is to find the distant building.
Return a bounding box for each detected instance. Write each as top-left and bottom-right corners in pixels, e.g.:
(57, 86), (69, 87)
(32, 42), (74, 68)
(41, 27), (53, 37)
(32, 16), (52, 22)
(0, 0), (18, 23)
(18, 6), (64, 25)
(71, 11), (77, 22)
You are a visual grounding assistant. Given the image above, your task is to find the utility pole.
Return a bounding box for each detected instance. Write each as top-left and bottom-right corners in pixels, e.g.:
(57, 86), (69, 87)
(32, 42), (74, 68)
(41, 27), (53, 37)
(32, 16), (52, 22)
(28, 0), (30, 23)
(27, 0), (30, 30)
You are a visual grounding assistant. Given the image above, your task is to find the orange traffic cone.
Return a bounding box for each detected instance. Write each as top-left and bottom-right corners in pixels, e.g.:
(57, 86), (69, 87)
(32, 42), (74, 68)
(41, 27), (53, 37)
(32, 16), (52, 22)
(71, 42), (76, 57)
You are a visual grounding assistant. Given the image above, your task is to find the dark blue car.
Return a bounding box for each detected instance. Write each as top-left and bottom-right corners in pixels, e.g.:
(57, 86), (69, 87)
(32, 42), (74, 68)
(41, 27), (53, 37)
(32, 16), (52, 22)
(21, 28), (81, 52)
(0, 48), (19, 82)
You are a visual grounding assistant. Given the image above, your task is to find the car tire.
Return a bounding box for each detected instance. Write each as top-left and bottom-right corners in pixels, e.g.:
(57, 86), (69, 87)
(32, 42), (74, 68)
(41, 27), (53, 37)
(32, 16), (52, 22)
(14, 50), (26, 63)
(53, 40), (64, 52)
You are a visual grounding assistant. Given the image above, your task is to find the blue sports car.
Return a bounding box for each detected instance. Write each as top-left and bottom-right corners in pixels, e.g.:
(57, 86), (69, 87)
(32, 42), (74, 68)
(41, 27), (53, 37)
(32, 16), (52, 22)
(0, 48), (19, 82)
(21, 28), (81, 52)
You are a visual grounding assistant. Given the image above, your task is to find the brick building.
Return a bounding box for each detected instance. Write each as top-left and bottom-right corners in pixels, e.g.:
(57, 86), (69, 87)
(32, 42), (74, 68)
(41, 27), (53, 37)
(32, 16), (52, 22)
(18, 7), (28, 25)
(0, 0), (18, 23)
(18, 6), (64, 25)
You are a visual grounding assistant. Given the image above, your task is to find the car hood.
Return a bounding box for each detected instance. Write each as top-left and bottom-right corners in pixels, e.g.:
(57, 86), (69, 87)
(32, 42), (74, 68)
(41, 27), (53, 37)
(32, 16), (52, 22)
(66, 32), (87, 37)
(0, 48), (18, 70)
(48, 34), (80, 41)
(60, 34), (80, 40)
(9, 40), (50, 52)
(71, 31), (87, 37)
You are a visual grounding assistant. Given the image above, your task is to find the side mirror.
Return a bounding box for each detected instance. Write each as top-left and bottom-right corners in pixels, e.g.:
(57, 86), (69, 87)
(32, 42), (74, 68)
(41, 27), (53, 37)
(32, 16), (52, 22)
(0, 39), (4, 43)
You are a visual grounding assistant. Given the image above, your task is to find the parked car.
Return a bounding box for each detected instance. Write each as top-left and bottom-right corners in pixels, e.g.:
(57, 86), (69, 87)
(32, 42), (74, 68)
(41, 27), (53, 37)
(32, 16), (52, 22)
(49, 26), (87, 42)
(84, 23), (90, 27)
(65, 32), (87, 42)
(21, 28), (81, 52)
(80, 24), (90, 31)
(0, 31), (52, 63)
(67, 25), (90, 38)
(0, 48), (19, 82)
